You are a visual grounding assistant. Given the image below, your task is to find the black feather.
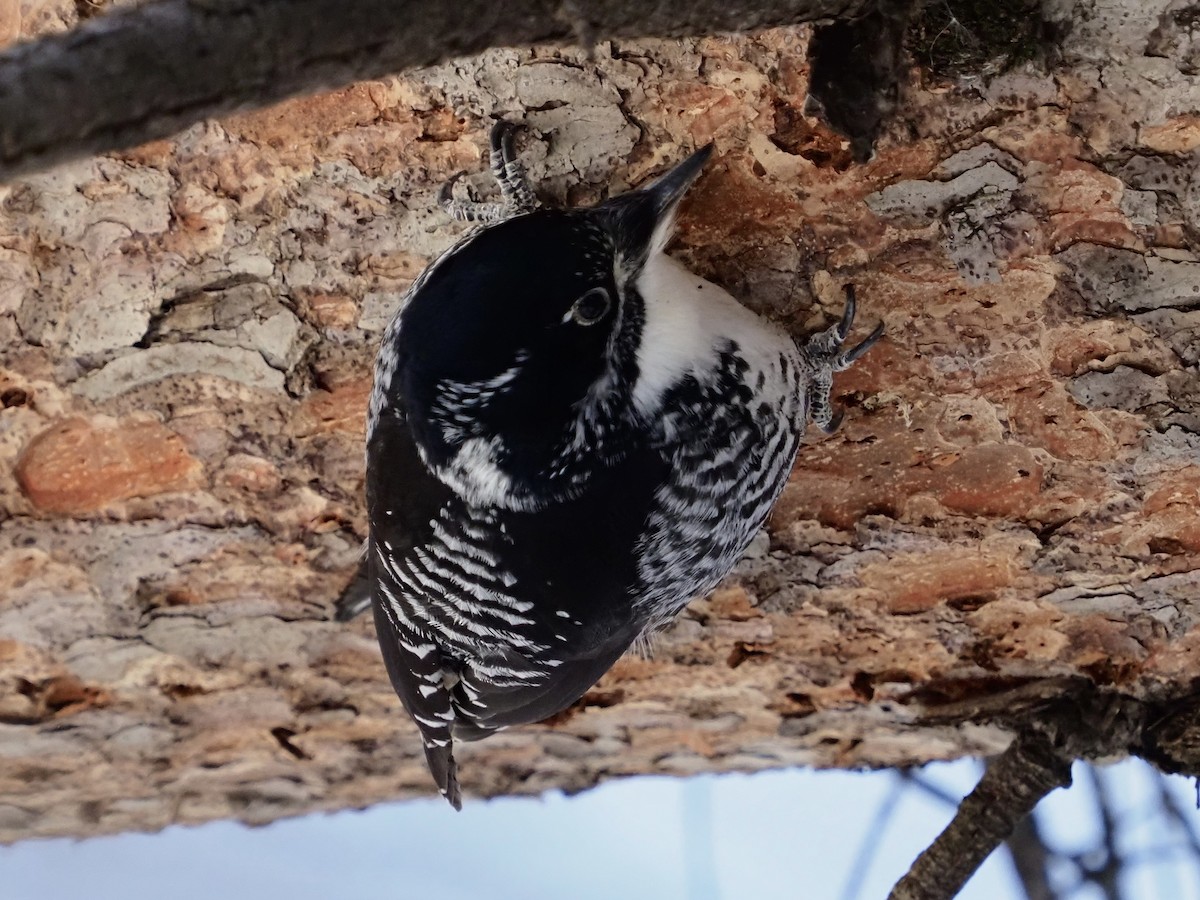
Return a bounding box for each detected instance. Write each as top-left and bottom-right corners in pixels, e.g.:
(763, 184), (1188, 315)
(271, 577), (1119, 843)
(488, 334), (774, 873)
(333, 558), (371, 622)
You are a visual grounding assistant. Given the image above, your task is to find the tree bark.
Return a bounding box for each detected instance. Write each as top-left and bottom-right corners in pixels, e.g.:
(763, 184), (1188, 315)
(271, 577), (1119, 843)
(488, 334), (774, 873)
(0, 0), (878, 181)
(0, 0), (1199, 847)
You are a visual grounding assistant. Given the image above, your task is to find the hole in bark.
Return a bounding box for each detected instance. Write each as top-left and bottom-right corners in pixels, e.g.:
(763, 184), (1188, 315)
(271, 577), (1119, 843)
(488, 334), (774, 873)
(580, 688), (624, 708)
(79, 800), (105, 824)
(781, 692), (816, 718)
(908, 674), (1036, 705)
(74, 0), (107, 20)
(295, 699), (360, 716)
(947, 594), (995, 612)
(1149, 536), (1188, 555)
(851, 671), (875, 700)
(271, 727), (310, 760)
(968, 641), (1000, 671)
(1017, 469), (1031, 477)
(1, 388), (28, 408)
(161, 682), (206, 700)
(539, 708), (576, 728)
(1080, 659), (1136, 685)
(727, 642), (770, 668)
(957, 414), (973, 422)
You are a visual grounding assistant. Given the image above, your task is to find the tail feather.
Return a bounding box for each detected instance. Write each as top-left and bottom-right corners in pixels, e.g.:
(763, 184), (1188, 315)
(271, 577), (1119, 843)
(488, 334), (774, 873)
(370, 577), (465, 810)
(423, 740), (462, 810)
(333, 557), (371, 622)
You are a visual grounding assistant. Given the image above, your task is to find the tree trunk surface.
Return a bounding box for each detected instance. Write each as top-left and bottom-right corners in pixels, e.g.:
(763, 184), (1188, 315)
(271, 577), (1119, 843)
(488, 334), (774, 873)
(1, 0), (1199, 840)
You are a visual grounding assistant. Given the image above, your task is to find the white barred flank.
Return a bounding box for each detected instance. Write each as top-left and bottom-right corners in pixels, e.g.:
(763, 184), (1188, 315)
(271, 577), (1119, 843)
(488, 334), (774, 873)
(630, 268), (807, 625)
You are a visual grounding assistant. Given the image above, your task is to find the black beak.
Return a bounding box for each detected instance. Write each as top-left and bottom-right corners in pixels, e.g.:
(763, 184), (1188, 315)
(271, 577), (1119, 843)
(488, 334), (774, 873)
(605, 143), (714, 268)
(642, 142), (714, 219)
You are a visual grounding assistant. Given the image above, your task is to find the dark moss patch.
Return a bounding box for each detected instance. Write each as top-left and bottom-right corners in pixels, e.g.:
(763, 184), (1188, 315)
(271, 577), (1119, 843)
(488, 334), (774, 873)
(907, 0), (1058, 79)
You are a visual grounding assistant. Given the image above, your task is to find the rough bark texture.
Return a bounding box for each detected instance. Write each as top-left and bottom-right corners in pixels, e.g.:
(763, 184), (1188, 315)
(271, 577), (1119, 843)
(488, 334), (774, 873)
(0, 0), (878, 180)
(1, 0), (1200, 841)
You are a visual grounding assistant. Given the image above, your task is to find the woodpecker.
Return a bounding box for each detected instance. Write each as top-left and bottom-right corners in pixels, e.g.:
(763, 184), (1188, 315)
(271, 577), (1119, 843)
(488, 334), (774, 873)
(337, 122), (882, 808)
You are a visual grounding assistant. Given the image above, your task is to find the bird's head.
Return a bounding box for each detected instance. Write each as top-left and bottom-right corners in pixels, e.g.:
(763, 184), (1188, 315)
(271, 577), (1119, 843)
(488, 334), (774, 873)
(382, 144), (713, 510)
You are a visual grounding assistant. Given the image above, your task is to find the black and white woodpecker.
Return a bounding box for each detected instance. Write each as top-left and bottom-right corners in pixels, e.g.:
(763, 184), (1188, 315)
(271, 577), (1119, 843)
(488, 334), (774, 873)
(336, 122), (883, 808)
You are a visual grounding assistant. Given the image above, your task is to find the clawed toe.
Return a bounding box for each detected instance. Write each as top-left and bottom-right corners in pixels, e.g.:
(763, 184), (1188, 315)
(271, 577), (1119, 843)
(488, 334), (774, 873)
(837, 284), (857, 341)
(839, 320), (885, 367)
(819, 408), (845, 434)
(489, 119), (537, 213)
(489, 120), (520, 162)
(440, 172), (509, 223)
(440, 120), (539, 224)
(801, 283), (884, 435)
(439, 172), (468, 212)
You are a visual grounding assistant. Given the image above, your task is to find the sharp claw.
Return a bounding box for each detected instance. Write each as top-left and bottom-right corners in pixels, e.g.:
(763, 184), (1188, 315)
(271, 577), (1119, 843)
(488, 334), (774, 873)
(842, 321), (886, 364)
(501, 128), (518, 165)
(489, 121), (512, 154)
(820, 408), (845, 434)
(837, 284), (857, 340)
(490, 120), (519, 162)
(439, 172), (466, 210)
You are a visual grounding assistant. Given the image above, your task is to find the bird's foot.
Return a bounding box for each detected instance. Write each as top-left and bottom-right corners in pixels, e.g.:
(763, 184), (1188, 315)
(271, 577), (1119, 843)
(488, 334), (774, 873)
(801, 284), (884, 434)
(440, 120), (538, 223)
(488, 120), (538, 212)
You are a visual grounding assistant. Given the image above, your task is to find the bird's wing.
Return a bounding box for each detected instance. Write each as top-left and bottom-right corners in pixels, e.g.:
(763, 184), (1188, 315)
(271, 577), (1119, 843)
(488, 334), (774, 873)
(446, 440), (671, 739)
(364, 406), (466, 807)
(449, 626), (637, 740)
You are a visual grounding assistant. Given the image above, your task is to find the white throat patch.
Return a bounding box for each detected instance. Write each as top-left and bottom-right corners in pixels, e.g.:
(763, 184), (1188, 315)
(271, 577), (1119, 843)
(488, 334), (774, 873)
(631, 252), (789, 418)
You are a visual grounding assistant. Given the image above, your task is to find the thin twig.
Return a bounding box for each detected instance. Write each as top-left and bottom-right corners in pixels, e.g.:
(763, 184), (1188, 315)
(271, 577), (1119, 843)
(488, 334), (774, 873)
(899, 768), (970, 808)
(1082, 764), (1124, 900)
(1156, 771), (1200, 856)
(1006, 813), (1059, 900)
(840, 774), (909, 900)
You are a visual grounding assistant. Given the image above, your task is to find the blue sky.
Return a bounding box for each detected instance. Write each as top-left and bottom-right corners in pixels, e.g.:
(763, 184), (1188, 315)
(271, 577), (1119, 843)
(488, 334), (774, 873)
(2, 759), (1198, 900)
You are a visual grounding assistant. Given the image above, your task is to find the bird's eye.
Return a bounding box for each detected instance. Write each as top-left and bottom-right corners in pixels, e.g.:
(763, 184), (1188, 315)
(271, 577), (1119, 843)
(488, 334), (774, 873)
(569, 287), (612, 326)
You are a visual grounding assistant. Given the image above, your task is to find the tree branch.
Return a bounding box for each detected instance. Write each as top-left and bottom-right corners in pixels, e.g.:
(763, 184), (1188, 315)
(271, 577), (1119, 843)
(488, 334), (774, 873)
(0, 0), (879, 182)
(1082, 764), (1125, 900)
(888, 732), (1074, 900)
